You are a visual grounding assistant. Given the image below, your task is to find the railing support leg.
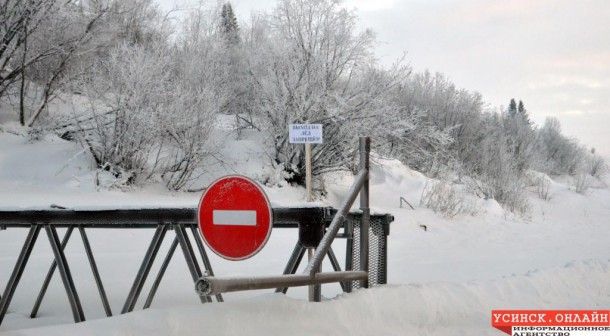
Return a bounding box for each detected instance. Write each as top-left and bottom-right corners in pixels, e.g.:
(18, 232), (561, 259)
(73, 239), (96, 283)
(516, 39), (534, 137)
(45, 225), (85, 323)
(30, 226), (74, 318)
(189, 225), (223, 302)
(174, 224), (209, 303)
(327, 247), (347, 292)
(276, 242), (306, 294)
(79, 226), (112, 317)
(143, 236), (179, 309)
(0, 225), (41, 326)
(121, 225), (168, 314)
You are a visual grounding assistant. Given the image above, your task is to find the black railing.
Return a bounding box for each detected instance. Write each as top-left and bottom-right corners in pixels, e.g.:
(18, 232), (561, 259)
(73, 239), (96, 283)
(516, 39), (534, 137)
(0, 207), (392, 328)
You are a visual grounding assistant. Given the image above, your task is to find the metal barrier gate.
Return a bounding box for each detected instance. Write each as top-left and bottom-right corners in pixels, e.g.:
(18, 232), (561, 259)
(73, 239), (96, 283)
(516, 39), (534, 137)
(0, 207), (393, 327)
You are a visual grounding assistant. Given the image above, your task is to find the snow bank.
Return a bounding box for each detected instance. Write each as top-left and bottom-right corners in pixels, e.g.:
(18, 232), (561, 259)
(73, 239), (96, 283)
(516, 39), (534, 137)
(3, 260), (608, 336)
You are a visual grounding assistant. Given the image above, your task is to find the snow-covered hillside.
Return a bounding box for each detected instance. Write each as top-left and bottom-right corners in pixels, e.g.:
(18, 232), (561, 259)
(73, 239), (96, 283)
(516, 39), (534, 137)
(1, 117), (609, 335)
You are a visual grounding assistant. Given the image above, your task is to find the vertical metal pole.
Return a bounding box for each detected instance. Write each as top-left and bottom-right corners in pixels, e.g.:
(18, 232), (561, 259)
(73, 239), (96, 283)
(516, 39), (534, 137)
(78, 226), (112, 317)
(344, 219), (354, 293)
(189, 225), (223, 302)
(313, 278), (322, 302)
(359, 137), (370, 289)
(121, 225), (168, 314)
(45, 225), (85, 323)
(276, 242), (306, 294)
(30, 226), (74, 318)
(143, 236), (179, 309)
(0, 225), (41, 326)
(307, 248), (313, 301)
(174, 224), (209, 303)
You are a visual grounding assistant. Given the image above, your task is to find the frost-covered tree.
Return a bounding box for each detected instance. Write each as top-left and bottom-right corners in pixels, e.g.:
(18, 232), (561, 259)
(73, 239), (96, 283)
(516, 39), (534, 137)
(1, 0), (166, 128)
(244, 0), (403, 185)
(465, 111), (530, 213)
(503, 99), (535, 173)
(1, 0), (105, 126)
(392, 71), (484, 175)
(586, 150), (608, 179)
(380, 108), (454, 174)
(382, 75), (456, 174)
(457, 99), (536, 212)
(71, 9), (223, 190)
(0, 0), (57, 99)
(534, 117), (586, 175)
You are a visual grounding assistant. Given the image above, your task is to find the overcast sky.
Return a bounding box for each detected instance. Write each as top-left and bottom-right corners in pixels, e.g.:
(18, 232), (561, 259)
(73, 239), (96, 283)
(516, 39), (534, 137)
(159, 0), (610, 157)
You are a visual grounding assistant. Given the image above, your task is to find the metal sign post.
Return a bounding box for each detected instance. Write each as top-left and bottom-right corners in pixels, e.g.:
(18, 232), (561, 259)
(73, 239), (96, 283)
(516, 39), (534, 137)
(288, 123), (323, 301)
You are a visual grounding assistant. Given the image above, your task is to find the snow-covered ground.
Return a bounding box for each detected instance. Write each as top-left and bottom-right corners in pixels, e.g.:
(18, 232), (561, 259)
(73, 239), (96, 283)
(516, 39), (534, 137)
(1, 117), (609, 335)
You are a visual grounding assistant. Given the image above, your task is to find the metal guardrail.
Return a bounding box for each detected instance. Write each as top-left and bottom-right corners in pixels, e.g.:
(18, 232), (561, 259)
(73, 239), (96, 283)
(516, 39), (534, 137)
(0, 206), (393, 327)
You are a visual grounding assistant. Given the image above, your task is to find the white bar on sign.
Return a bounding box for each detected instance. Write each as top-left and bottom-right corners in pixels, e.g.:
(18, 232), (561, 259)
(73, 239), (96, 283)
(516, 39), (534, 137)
(213, 210), (257, 226)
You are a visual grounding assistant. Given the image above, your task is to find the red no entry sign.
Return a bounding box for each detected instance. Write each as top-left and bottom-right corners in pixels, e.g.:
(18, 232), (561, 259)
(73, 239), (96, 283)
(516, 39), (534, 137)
(197, 175), (273, 260)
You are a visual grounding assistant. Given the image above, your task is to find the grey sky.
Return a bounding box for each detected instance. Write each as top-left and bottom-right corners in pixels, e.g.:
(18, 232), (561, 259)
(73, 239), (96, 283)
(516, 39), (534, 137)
(159, 0), (610, 157)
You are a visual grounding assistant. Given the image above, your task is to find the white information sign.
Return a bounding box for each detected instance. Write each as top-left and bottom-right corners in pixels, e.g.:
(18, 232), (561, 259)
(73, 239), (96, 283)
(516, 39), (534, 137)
(288, 124), (323, 144)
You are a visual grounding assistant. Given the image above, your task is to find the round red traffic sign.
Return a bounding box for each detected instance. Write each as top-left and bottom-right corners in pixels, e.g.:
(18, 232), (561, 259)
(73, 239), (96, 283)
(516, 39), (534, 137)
(197, 175), (273, 260)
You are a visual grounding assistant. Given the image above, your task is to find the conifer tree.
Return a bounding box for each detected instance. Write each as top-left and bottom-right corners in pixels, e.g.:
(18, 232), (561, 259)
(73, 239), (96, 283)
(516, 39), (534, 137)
(508, 98), (517, 117)
(517, 100), (531, 125)
(518, 100), (525, 114)
(218, 2), (251, 116)
(504, 98), (534, 173)
(220, 3), (239, 45)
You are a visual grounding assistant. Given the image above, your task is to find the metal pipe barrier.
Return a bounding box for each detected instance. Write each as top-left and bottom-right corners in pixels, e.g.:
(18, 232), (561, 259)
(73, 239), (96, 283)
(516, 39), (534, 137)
(196, 271), (368, 297)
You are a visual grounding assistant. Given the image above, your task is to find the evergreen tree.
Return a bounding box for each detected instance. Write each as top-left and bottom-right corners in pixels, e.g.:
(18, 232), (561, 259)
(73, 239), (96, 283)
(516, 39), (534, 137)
(517, 100), (531, 125)
(218, 2), (251, 116)
(504, 98), (534, 173)
(220, 3), (239, 45)
(518, 100), (525, 114)
(508, 98), (517, 117)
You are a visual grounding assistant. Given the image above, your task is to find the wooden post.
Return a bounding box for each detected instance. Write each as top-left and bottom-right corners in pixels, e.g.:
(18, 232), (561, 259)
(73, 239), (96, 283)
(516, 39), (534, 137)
(305, 142), (316, 301)
(287, 123), (323, 302)
(305, 143), (313, 202)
